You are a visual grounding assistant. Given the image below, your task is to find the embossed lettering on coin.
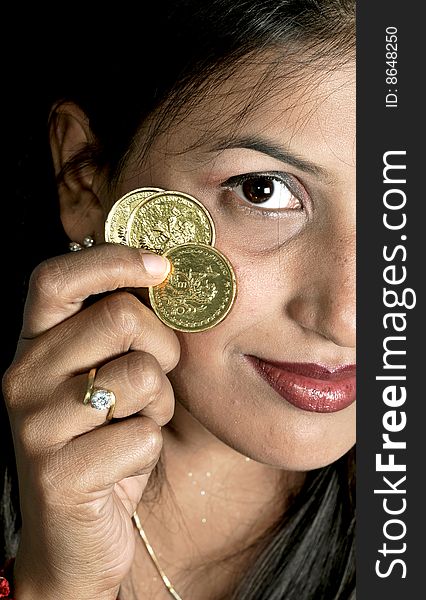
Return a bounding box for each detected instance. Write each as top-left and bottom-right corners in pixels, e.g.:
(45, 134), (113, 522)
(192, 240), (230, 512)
(105, 187), (164, 244)
(149, 243), (236, 332)
(126, 191), (215, 253)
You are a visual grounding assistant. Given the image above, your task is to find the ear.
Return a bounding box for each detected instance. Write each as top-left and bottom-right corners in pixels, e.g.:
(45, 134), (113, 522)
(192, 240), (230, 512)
(49, 101), (106, 244)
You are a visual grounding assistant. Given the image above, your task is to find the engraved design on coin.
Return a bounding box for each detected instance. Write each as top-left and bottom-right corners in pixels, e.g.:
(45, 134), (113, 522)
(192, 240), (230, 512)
(149, 243), (236, 332)
(105, 187), (164, 244)
(126, 191), (216, 253)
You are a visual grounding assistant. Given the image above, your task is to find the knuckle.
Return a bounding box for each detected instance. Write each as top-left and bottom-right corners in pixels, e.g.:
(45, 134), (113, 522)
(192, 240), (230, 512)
(152, 379), (175, 426)
(2, 361), (28, 407)
(148, 327), (181, 374)
(14, 412), (44, 454)
(156, 408), (175, 427)
(37, 451), (75, 499)
(130, 353), (164, 399)
(2, 364), (18, 402)
(139, 419), (163, 458)
(140, 454), (161, 474)
(30, 258), (67, 301)
(100, 292), (142, 338)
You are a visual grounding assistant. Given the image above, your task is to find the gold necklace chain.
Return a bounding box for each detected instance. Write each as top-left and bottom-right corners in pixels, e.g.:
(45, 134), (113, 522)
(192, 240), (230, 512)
(132, 512), (183, 600)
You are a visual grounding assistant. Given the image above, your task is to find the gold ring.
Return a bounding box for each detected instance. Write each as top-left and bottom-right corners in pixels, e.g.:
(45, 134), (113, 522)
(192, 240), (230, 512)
(83, 368), (97, 405)
(83, 368), (116, 421)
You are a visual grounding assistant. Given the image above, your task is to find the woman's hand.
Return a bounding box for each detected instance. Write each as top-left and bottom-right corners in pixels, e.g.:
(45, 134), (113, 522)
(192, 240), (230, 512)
(2, 244), (180, 600)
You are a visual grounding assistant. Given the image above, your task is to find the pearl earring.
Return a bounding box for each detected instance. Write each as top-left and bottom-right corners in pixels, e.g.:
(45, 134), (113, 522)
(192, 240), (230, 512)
(69, 236), (95, 252)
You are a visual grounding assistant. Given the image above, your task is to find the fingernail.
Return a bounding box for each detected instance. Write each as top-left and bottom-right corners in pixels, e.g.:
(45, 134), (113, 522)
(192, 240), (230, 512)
(142, 253), (170, 278)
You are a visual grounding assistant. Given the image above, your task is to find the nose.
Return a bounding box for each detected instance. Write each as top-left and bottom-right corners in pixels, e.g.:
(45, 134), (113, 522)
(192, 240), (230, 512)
(286, 231), (356, 348)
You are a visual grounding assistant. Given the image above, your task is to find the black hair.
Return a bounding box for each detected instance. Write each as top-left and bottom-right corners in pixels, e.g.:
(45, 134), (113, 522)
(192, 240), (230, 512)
(2, 1), (356, 598)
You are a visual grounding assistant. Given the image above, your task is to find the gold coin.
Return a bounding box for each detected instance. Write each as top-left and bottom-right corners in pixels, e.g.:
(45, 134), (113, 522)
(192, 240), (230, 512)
(149, 243), (237, 332)
(105, 187), (164, 244)
(126, 191), (215, 253)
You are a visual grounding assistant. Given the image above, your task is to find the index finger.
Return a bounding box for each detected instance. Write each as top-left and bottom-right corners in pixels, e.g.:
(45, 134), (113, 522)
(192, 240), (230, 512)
(21, 244), (170, 338)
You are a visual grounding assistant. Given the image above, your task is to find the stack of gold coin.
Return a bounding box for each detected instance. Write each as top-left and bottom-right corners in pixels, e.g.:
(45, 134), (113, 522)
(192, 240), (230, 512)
(105, 188), (237, 332)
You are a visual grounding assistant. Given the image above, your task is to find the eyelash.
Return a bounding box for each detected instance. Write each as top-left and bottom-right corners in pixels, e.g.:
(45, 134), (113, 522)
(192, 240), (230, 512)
(220, 171), (306, 214)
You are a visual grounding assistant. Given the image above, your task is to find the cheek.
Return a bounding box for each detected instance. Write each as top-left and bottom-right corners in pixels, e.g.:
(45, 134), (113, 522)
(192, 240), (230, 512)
(169, 325), (236, 405)
(166, 257), (355, 471)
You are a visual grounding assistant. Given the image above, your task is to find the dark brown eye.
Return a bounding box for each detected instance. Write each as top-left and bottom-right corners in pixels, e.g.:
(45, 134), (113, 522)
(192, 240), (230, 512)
(242, 177), (275, 204)
(229, 174), (302, 210)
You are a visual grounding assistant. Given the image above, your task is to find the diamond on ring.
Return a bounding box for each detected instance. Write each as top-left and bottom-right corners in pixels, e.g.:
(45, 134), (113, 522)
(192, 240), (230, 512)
(83, 368), (116, 421)
(90, 389), (116, 411)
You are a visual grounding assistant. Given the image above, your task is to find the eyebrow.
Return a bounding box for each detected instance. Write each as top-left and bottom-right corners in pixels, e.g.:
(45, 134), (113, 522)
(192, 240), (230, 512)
(209, 135), (330, 180)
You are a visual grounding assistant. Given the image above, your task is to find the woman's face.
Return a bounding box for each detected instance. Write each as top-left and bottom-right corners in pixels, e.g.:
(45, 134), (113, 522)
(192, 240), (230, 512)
(102, 59), (356, 471)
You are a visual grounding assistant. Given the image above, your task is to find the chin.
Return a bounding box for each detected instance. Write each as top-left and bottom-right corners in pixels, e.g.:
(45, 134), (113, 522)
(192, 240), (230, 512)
(174, 384), (355, 472)
(218, 419), (355, 471)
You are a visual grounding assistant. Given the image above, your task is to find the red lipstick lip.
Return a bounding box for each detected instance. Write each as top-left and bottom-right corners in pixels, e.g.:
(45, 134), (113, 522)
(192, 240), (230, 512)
(246, 356), (356, 413)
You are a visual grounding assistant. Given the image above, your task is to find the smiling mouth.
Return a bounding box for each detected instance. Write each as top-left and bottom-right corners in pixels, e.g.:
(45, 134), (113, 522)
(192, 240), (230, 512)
(246, 356), (356, 413)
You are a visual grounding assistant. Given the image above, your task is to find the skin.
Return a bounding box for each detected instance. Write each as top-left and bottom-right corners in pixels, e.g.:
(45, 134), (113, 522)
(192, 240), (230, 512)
(3, 57), (355, 600)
